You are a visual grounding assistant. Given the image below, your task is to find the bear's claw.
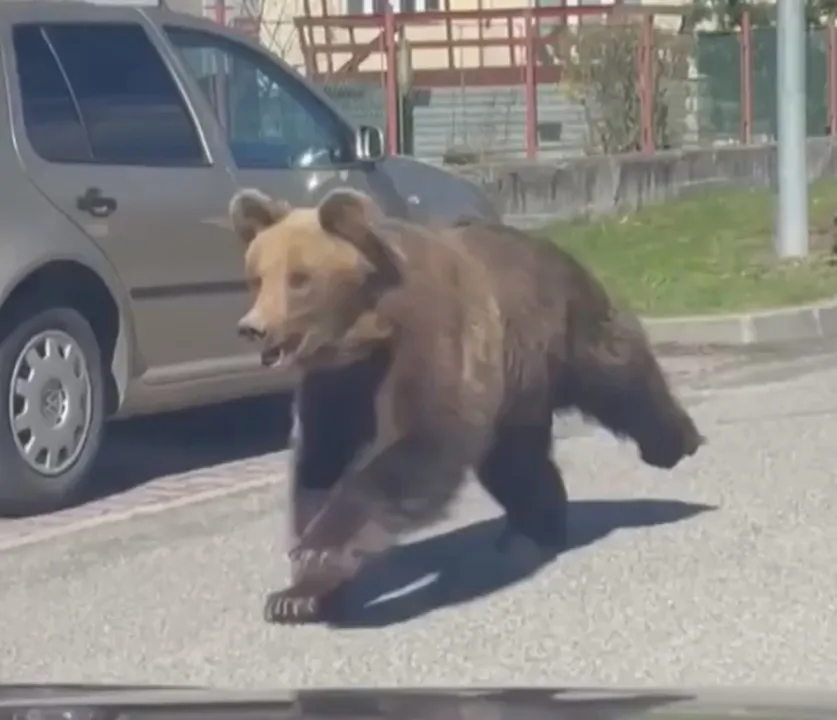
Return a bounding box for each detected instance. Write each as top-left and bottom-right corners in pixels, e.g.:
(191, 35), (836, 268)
(263, 589), (321, 625)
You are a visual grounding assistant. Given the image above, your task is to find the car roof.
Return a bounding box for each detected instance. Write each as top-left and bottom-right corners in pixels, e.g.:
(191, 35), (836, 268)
(0, 1), (272, 59)
(0, 1), (227, 32)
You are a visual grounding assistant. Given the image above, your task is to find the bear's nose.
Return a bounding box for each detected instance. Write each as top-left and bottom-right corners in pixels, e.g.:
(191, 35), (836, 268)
(237, 318), (266, 342)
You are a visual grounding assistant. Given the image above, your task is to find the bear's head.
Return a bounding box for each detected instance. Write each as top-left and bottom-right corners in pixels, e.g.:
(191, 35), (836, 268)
(230, 187), (404, 370)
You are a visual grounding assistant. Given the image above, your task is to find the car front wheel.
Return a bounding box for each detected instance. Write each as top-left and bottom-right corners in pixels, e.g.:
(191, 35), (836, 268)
(0, 307), (105, 518)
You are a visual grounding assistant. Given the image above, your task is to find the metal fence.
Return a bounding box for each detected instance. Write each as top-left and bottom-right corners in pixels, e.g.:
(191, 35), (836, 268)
(210, 2), (837, 165)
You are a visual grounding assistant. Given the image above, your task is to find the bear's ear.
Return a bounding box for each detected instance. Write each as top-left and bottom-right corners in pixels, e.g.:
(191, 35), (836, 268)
(318, 188), (404, 288)
(229, 189), (291, 245)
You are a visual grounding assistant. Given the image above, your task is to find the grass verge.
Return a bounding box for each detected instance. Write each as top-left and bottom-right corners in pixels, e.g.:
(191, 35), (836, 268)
(539, 179), (837, 317)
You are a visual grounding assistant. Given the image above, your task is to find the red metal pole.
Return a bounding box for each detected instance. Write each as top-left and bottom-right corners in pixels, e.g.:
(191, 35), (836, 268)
(523, 8), (538, 159)
(739, 10), (753, 144)
(384, 2), (399, 155)
(639, 13), (654, 153)
(213, 0), (226, 25)
(829, 16), (837, 137)
(635, 21), (645, 151)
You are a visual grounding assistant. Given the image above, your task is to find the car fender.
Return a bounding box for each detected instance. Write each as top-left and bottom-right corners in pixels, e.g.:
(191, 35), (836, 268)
(0, 208), (139, 409)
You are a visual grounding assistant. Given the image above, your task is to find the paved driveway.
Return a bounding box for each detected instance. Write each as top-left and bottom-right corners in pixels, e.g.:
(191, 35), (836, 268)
(1, 342), (836, 689)
(0, 394), (293, 551)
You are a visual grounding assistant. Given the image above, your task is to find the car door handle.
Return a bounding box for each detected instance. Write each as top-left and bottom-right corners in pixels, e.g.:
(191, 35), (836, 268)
(76, 187), (118, 218)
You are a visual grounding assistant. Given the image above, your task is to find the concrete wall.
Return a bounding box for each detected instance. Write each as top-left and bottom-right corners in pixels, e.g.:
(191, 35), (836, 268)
(454, 137), (837, 227)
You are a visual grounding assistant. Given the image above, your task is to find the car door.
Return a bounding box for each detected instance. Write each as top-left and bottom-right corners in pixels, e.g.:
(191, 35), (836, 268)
(161, 24), (411, 219)
(7, 11), (252, 382)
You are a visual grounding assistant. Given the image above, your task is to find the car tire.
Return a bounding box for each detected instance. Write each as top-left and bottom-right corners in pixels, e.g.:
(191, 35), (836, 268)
(0, 307), (105, 518)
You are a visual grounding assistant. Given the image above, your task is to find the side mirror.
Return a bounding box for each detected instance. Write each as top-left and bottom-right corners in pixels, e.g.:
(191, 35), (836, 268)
(355, 125), (385, 162)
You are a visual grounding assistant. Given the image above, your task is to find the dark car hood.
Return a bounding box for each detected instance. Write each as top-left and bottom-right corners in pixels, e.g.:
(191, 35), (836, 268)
(2, 685), (837, 720)
(377, 155), (500, 225)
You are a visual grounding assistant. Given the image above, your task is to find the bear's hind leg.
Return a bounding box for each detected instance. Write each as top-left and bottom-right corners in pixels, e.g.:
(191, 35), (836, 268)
(566, 343), (705, 470)
(476, 421), (569, 552)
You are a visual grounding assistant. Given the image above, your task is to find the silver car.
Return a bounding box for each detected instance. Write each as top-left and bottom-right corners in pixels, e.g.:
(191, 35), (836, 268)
(0, 1), (499, 517)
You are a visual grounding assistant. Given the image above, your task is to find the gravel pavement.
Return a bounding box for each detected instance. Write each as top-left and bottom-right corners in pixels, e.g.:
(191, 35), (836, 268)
(1, 342), (837, 690)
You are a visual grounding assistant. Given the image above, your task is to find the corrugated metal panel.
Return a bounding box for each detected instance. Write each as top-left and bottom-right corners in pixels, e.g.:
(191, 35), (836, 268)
(411, 84), (588, 164)
(320, 79), (698, 163)
(165, 0), (203, 15)
(411, 86), (521, 162)
(321, 82), (388, 131)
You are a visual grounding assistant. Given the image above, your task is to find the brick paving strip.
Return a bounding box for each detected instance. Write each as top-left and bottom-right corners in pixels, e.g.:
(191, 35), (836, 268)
(0, 453), (287, 552)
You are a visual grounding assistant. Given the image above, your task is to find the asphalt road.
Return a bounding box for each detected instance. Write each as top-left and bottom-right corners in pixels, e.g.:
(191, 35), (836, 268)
(2, 341), (837, 690)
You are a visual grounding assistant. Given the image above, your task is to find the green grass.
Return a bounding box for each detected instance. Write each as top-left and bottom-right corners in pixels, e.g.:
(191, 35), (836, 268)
(538, 180), (837, 317)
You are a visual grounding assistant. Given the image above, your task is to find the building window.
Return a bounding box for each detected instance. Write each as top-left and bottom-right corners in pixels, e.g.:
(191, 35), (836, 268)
(347, 0), (438, 14)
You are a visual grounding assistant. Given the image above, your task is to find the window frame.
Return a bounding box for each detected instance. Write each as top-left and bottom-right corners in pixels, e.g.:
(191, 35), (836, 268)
(347, 0), (439, 15)
(164, 24), (361, 171)
(11, 19), (210, 168)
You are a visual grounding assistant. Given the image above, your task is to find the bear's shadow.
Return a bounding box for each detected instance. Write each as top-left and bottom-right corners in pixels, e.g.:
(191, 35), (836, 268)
(326, 498), (714, 629)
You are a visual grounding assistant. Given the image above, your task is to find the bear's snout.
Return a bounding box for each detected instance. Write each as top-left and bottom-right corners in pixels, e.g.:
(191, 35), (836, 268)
(238, 314), (266, 342)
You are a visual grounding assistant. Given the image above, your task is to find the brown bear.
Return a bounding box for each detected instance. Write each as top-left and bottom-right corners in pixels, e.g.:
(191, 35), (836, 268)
(229, 187), (705, 625)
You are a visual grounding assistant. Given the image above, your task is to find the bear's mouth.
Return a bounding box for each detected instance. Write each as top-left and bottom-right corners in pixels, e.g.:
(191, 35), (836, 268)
(261, 333), (305, 368)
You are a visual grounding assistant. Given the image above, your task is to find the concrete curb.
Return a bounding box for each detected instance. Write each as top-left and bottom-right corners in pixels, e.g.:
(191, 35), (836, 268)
(642, 297), (837, 348)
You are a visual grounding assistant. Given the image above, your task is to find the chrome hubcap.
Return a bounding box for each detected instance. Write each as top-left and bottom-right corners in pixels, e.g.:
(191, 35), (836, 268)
(8, 330), (93, 476)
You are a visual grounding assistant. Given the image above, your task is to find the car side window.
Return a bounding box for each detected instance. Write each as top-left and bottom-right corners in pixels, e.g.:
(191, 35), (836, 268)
(13, 25), (93, 163)
(13, 22), (206, 167)
(165, 26), (355, 170)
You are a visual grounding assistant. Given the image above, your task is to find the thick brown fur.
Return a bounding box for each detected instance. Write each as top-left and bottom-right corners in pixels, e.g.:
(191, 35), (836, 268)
(229, 188), (705, 625)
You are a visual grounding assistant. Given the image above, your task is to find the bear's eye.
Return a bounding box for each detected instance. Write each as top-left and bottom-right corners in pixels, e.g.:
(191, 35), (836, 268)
(287, 269), (311, 290)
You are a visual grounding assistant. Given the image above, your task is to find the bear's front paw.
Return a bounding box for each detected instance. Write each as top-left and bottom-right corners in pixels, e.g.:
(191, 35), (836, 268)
(263, 588), (322, 625)
(289, 546), (366, 586)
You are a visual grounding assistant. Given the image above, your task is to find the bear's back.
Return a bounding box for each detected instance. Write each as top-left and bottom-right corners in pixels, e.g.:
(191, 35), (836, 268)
(453, 221), (613, 319)
(450, 220), (633, 419)
(370, 217), (585, 420)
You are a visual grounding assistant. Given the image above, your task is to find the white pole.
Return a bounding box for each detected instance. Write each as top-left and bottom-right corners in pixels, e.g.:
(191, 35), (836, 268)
(775, 0), (809, 259)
